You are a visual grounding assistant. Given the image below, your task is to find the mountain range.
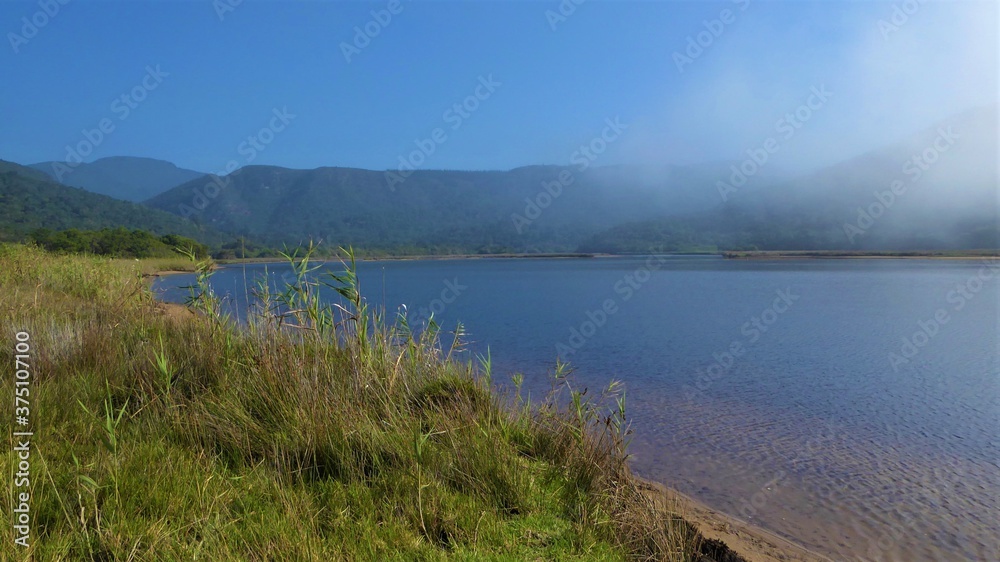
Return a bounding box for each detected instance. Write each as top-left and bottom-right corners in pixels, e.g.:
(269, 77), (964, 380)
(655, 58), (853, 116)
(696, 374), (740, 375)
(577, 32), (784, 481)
(4, 106), (997, 254)
(28, 156), (204, 202)
(143, 162), (733, 253)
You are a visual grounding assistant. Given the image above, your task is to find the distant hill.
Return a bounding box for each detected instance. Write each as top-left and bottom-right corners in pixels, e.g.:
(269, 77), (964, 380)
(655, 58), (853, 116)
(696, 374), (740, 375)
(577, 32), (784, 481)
(28, 156), (205, 202)
(145, 163), (728, 253)
(580, 106), (999, 253)
(0, 160), (223, 244)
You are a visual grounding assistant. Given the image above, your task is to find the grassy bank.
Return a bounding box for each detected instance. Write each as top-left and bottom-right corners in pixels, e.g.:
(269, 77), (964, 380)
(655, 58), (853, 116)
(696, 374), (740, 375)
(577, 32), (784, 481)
(0, 244), (739, 561)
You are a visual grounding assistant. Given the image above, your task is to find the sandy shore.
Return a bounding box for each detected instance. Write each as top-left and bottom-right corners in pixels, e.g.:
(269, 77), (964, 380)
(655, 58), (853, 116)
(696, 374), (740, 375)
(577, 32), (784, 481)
(637, 478), (831, 562)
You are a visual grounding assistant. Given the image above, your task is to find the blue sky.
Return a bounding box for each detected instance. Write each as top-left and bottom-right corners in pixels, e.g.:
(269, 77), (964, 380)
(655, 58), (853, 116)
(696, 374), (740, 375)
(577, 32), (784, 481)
(1, 0), (996, 174)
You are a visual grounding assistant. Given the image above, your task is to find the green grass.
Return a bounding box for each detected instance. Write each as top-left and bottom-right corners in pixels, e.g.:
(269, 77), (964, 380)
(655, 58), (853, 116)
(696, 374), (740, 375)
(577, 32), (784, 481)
(1, 243), (710, 561)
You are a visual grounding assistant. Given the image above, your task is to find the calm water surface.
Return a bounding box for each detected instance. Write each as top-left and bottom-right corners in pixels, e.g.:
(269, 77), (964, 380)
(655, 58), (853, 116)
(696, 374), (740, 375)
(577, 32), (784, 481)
(155, 257), (1000, 561)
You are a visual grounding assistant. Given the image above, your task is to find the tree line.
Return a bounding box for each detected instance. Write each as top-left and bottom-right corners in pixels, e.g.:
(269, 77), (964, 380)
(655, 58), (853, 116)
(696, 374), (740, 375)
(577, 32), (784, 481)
(29, 227), (210, 259)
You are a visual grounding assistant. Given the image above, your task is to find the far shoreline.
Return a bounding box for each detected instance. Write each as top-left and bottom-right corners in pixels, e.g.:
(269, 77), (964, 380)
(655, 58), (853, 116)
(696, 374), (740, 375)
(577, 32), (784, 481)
(721, 249), (999, 260)
(215, 252), (610, 265)
(211, 249), (999, 266)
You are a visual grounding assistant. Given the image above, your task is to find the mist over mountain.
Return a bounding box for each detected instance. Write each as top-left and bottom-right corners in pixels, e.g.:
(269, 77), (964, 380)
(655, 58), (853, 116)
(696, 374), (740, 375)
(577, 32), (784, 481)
(28, 156), (204, 202)
(580, 106), (999, 253)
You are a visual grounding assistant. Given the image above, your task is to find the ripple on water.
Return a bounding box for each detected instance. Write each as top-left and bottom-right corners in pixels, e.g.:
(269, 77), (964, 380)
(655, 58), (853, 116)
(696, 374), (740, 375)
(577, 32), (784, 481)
(629, 394), (1000, 561)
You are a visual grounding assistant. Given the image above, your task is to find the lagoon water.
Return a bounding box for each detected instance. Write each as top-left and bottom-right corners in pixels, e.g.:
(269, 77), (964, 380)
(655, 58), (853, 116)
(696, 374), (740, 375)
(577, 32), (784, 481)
(155, 256), (999, 561)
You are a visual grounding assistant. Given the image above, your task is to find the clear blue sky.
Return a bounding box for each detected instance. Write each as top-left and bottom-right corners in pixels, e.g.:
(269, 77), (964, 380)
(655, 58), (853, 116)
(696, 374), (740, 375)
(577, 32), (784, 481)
(1, 0), (995, 173)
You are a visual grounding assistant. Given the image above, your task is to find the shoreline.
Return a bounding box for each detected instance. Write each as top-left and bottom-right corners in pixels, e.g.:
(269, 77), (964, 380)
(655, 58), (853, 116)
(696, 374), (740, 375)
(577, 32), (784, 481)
(215, 253), (609, 265)
(637, 477), (831, 562)
(211, 250), (1000, 265)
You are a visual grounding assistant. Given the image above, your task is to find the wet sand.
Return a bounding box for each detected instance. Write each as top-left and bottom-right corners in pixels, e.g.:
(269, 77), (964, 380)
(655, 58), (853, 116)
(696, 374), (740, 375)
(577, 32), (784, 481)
(639, 477), (832, 562)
